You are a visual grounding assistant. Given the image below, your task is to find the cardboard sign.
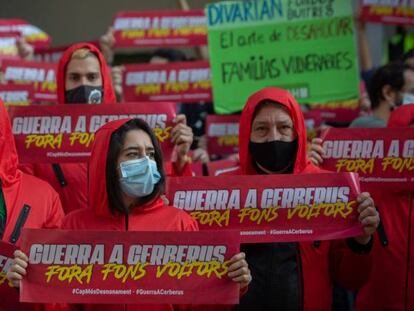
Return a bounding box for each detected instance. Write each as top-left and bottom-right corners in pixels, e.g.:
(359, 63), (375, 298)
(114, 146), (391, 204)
(207, 0), (359, 114)
(321, 127), (414, 190)
(167, 173), (362, 243)
(123, 61), (211, 103)
(0, 19), (50, 49)
(0, 84), (33, 106)
(361, 0), (414, 26)
(20, 229), (239, 304)
(9, 102), (176, 163)
(113, 10), (207, 47)
(206, 115), (240, 156)
(2, 59), (57, 102)
(0, 241), (21, 310)
(0, 32), (20, 60)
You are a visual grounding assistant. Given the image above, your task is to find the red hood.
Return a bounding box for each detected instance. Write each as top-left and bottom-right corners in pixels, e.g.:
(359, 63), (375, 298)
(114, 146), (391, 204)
(239, 87), (315, 175)
(89, 118), (164, 218)
(57, 42), (116, 105)
(388, 105), (414, 127)
(0, 100), (22, 186)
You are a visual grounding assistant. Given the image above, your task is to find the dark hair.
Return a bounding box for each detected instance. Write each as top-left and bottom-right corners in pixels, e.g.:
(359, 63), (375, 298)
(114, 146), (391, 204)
(368, 62), (411, 109)
(152, 49), (187, 63)
(105, 118), (165, 215)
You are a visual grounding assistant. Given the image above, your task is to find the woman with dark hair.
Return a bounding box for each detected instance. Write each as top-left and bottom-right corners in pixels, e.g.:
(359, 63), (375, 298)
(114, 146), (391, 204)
(8, 118), (251, 311)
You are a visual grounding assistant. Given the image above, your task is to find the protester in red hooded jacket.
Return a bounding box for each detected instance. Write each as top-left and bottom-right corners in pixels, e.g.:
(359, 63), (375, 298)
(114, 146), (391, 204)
(0, 99), (63, 246)
(8, 117), (251, 311)
(219, 87), (379, 311)
(354, 104), (414, 311)
(20, 43), (193, 214)
(0, 99), (64, 311)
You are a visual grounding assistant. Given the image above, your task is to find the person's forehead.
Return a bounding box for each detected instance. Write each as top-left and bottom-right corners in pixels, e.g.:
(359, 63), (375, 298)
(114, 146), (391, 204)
(124, 129), (153, 146)
(66, 56), (101, 73)
(253, 104), (292, 123)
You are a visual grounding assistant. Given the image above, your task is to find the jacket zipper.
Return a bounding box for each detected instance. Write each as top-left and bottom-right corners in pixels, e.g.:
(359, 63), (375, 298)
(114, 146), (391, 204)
(9, 204), (31, 244)
(52, 163), (67, 187)
(296, 243), (304, 311)
(404, 193), (413, 311)
(376, 205), (389, 247)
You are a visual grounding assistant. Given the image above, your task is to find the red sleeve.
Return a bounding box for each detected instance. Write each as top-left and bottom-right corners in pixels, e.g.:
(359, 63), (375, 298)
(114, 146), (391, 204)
(165, 161), (193, 177)
(329, 238), (373, 290)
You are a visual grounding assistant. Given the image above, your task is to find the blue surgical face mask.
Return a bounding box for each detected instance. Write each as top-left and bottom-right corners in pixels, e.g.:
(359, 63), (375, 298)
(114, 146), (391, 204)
(402, 92), (414, 105)
(119, 156), (161, 198)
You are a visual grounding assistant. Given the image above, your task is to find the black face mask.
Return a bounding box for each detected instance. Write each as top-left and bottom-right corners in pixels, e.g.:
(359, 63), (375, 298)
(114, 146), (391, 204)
(65, 85), (103, 104)
(249, 139), (298, 173)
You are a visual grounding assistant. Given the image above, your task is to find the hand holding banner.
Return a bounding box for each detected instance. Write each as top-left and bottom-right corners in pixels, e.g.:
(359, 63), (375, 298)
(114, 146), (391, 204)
(0, 241), (20, 310)
(167, 173), (363, 243)
(9, 102), (176, 163)
(20, 229), (240, 304)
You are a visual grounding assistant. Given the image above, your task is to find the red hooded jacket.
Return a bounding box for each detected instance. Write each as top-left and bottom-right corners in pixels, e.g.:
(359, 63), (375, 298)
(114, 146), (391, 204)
(20, 43), (191, 214)
(221, 87), (373, 311)
(0, 99), (63, 245)
(355, 105), (414, 311)
(61, 119), (197, 311)
(20, 43), (116, 214)
(0, 99), (64, 311)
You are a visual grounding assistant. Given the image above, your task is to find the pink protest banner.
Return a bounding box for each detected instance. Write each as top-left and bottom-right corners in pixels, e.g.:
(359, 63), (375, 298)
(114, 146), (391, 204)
(0, 241), (21, 310)
(33, 41), (99, 63)
(361, 0), (414, 26)
(113, 10), (207, 48)
(320, 127), (414, 190)
(0, 84), (33, 106)
(20, 229), (239, 304)
(167, 173), (362, 243)
(33, 45), (67, 63)
(123, 61), (211, 103)
(0, 19), (50, 48)
(206, 115), (239, 157)
(206, 159), (239, 176)
(0, 32), (20, 60)
(311, 98), (360, 124)
(9, 102), (176, 163)
(1, 59), (57, 102)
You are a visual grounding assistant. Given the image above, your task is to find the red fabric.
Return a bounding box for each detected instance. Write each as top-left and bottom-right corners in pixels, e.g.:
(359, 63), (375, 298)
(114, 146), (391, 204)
(356, 104), (414, 310)
(0, 100), (64, 246)
(223, 87), (372, 310)
(20, 43), (116, 214)
(387, 104), (414, 128)
(0, 100), (64, 311)
(61, 119), (235, 311)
